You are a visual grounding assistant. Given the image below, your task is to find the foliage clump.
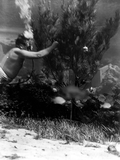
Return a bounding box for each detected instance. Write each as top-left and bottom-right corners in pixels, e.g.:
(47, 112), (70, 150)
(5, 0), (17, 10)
(32, 0), (120, 86)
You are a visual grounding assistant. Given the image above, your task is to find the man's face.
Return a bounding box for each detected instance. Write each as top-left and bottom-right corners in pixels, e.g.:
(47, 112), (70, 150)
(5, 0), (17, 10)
(19, 39), (30, 50)
(26, 39), (30, 48)
(19, 44), (28, 50)
(25, 39), (33, 51)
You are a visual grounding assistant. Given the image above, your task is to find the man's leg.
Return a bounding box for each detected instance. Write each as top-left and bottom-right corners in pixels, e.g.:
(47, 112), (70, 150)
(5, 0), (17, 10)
(0, 67), (11, 84)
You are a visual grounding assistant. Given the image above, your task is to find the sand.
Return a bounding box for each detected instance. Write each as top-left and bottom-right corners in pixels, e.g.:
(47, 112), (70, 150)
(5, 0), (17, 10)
(0, 119), (120, 160)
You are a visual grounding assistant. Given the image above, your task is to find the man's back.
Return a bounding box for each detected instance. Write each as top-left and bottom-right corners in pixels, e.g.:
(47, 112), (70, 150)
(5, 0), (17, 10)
(0, 48), (24, 79)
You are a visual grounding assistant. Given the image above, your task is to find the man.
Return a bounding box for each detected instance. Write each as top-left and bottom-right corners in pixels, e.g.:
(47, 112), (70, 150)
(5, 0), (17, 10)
(0, 34), (58, 84)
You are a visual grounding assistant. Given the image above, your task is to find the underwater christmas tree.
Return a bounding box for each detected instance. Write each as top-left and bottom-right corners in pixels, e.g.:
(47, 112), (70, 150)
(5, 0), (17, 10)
(32, 0), (120, 87)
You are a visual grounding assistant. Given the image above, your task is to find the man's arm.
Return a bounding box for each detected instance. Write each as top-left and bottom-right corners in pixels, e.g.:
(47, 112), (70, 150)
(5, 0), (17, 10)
(14, 41), (58, 59)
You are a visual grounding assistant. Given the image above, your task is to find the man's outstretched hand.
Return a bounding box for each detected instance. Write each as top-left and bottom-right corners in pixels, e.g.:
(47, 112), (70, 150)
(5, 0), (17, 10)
(47, 41), (59, 55)
(52, 41), (59, 49)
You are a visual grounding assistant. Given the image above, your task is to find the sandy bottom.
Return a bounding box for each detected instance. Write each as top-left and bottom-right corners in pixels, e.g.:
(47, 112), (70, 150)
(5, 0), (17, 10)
(0, 120), (120, 160)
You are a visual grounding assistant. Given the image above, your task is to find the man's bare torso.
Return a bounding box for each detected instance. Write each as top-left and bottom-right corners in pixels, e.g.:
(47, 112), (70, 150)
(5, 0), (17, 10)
(0, 48), (24, 79)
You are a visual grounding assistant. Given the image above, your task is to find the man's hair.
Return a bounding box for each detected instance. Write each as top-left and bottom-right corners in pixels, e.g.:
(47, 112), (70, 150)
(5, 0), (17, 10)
(15, 34), (29, 49)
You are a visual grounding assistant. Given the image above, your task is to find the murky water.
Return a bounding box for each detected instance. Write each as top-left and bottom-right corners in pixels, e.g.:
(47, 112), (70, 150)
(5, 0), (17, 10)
(0, 0), (119, 31)
(0, 0), (24, 30)
(0, 0), (120, 66)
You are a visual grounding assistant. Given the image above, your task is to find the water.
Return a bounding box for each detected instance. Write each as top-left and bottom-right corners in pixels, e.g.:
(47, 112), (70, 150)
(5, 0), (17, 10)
(0, 0), (24, 30)
(0, 0), (120, 69)
(0, 0), (119, 35)
(0, 0), (23, 59)
(0, 0), (119, 31)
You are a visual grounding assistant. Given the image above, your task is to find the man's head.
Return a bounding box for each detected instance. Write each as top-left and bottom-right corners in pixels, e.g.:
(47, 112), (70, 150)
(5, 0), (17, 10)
(15, 34), (32, 50)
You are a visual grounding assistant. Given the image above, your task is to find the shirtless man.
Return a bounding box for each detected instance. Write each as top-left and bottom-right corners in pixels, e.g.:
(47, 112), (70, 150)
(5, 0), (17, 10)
(0, 34), (58, 83)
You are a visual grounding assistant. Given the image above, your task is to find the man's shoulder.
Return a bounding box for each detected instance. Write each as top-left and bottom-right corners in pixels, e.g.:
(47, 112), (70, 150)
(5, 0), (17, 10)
(10, 48), (21, 55)
(9, 48), (22, 57)
(11, 47), (21, 52)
